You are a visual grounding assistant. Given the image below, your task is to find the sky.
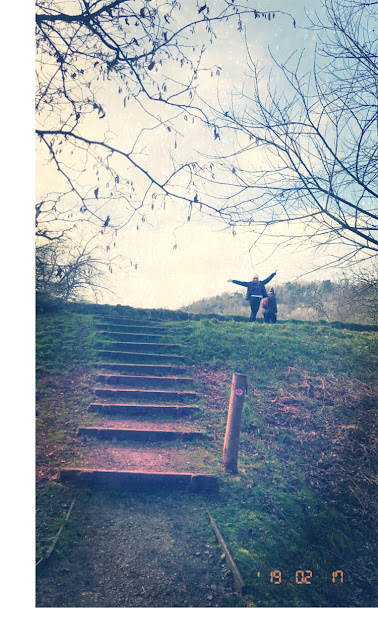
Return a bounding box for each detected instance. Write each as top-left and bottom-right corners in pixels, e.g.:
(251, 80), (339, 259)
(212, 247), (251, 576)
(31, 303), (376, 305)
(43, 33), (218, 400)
(107, 198), (346, 310)
(34, 0), (354, 311)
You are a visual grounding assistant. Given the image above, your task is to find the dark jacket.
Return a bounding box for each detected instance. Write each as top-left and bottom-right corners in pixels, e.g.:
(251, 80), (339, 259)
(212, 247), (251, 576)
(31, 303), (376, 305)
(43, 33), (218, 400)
(267, 293), (277, 314)
(232, 273), (276, 301)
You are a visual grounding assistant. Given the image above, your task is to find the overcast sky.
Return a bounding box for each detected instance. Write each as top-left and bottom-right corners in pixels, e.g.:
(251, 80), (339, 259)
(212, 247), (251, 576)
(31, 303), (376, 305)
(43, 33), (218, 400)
(34, 0), (350, 310)
(89, 0), (342, 310)
(108, 198), (345, 310)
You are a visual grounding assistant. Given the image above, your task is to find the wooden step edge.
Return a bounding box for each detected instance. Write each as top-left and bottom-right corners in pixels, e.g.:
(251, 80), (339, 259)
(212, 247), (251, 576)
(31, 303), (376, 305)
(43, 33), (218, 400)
(87, 403), (200, 412)
(93, 314), (165, 322)
(94, 326), (166, 333)
(96, 330), (161, 343)
(95, 364), (187, 374)
(94, 320), (167, 328)
(60, 468), (219, 491)
(96, 374), (195, 383)
(97, 351), (185, 359)
(95, 363), (186, 369)
(93, 388), (198, 397)
(95, 324), (166, 331)
(97, 341), (184, 348)
(77, 427), (206, 441)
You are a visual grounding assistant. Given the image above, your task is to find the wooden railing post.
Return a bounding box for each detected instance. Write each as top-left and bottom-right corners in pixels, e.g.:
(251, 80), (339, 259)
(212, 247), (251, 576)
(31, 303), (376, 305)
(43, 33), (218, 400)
(222, 372), (247, 473)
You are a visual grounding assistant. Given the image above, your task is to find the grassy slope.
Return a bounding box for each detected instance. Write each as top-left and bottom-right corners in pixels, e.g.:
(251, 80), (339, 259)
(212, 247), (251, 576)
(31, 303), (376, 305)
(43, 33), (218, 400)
(36, 312), (377, 607)
(167, 319), (377, 606)
(36, 312), (97, 374)
(36, 312), (98, 562)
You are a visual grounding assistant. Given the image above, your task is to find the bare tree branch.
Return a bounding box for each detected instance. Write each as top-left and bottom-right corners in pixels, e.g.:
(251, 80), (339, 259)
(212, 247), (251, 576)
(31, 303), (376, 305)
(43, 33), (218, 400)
(200, 0), (378, 267)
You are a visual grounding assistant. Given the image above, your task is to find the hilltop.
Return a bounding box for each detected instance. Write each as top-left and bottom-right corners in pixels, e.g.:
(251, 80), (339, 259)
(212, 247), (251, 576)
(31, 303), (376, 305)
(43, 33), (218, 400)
(180, 279), (377, 325)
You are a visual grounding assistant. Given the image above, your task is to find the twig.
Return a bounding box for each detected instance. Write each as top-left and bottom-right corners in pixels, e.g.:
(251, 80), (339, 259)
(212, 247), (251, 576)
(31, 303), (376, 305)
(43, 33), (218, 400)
(36, 499), (76, 569)
(207, 509), (245, 594)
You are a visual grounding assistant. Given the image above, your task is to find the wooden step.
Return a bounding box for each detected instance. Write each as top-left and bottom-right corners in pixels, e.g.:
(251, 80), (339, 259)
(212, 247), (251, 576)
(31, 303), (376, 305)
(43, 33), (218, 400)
(87, 403), (199, 416)
(95, 323), (166, 333)
(94, 320), (166, 330)
(97, 341), (182, 352)
(96, 374), (194, 388)
(60, 468), (218, 491)
(94, 314), (164, 324)
(96, 363), (186, 375)
(98, 350), (185, 363)
(97, 331), (163, 342)
(78, 427), (205, 441)
(94, 388), (198, 401)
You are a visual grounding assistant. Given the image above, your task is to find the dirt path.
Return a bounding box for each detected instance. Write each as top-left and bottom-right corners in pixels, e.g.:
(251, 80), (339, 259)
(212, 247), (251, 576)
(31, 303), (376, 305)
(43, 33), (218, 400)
(36, 491), (237, 608)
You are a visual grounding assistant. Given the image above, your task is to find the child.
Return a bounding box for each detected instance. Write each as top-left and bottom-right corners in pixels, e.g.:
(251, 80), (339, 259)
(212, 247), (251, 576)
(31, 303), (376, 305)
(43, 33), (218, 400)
(263, 288), (278, 323)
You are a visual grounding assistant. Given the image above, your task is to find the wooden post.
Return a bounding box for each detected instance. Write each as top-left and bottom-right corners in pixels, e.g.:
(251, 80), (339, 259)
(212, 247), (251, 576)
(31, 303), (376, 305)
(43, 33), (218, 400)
(222, 373), (247, 473)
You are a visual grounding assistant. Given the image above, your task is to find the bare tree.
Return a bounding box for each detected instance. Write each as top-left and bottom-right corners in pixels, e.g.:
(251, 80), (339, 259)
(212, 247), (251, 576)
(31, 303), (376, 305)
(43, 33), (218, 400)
(204, 0), (378, 268)
(36, 232), (126, 301)
(36, 1), (289, 243)
(332, 265), (378, 324)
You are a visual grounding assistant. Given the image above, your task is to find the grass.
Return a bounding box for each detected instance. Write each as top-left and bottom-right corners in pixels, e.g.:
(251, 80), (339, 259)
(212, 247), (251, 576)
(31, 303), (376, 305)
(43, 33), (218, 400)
(166, 318), (378, 606)
(168, 319), (376, 379)
(36, 311), (97, 374)
(36, 310), (377, 607)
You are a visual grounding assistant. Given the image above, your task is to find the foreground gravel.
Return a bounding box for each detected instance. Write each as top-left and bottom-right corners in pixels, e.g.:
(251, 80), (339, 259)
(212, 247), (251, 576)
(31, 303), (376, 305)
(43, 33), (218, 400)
(36, 490), (237, 608)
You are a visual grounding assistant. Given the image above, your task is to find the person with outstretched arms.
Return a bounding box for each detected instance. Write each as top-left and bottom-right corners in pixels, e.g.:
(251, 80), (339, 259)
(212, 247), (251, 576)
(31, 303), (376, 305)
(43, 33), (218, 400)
(228, 270), (277, 322)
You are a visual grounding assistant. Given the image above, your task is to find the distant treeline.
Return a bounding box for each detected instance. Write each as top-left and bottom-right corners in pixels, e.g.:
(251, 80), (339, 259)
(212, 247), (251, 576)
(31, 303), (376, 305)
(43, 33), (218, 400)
(181, 279), (377, 325)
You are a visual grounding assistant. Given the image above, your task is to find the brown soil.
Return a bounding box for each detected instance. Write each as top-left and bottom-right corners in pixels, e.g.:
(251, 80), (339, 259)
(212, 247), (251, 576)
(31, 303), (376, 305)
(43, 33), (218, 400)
(65, 441), (206, 473)
(89, 416), (202, 431)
